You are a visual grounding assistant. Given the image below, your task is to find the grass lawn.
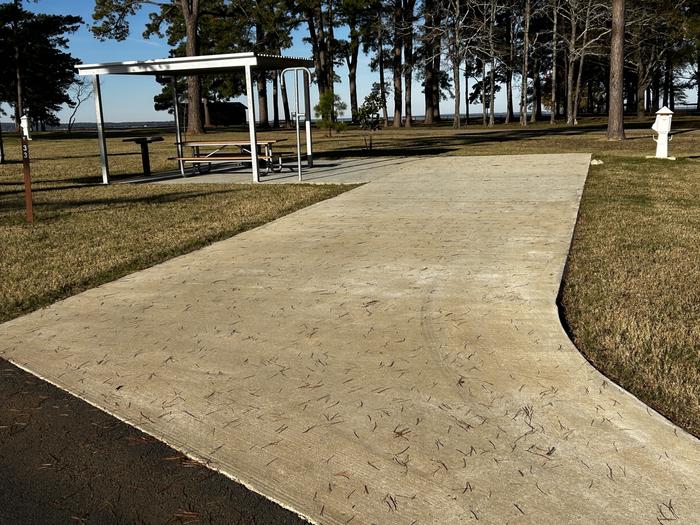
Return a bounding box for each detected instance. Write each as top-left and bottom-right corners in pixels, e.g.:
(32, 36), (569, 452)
(0, 152), (355, 322)
(1, 116), (698, 436)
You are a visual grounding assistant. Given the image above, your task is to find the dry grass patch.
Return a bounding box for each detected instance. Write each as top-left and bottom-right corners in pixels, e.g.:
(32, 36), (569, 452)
(560, 156), (700, 436)
(0, 182), (355, 323)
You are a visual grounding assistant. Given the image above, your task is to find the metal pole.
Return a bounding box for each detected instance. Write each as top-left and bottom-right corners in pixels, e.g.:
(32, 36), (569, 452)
(303, 71), (313, 168)
(0, 124), (5, 164)
(295, 71), (302, 181)
(244, 65), (259, 183)
(21, 134), (33, 223)
(92, 74), (110, 184)
(171, 76), (185, 176)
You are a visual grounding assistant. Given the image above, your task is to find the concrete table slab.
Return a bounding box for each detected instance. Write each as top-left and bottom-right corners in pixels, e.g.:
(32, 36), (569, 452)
(2, 154), (698, 524)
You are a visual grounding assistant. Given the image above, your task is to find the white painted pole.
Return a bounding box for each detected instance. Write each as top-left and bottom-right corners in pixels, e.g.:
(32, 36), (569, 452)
(171, 77), (185, 176)
(92, 74), (110, 184)
(244, 65), (259, 183)
(655, 133), (669, 158)
(295, 71), (302, 181)
(303, 71), (313, 168)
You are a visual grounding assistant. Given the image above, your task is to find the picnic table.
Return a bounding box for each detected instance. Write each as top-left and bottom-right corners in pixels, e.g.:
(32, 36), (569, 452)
(122, 136), (164, 176)
(175, 139), (288, 175)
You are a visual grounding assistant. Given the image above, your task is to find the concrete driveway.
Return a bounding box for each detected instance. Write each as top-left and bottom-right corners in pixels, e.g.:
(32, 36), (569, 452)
(2, 154), (698, 524)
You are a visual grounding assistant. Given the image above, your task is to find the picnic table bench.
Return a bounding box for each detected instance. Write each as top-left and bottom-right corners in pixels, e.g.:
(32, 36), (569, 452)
(174, 139), (291, 175)
(122, 136), (164, 176)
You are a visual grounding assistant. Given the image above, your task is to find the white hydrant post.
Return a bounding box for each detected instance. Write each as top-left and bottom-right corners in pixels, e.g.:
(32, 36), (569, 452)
(20, 115), (31, 141)
(651, 106), (673, 159)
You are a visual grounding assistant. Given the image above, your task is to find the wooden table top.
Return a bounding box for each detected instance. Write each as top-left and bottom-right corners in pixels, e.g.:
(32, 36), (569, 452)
(180, 139), (286, 147)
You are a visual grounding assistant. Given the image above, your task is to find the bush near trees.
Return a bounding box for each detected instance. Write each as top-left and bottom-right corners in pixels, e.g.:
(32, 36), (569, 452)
(357, 84), (384, 150)
(314, 92), (348, 136)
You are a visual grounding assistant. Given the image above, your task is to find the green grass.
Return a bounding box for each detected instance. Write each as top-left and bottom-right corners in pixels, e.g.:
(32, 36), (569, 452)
(1, 116), (699, 436)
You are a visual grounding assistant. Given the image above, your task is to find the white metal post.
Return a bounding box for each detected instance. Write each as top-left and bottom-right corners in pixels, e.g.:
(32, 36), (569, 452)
(92, 74), (110, 184)
(171, 77), (185, 176)
(294, 71), (302, 181)
(303, 72), (313, 168)
(244, 65), (259, 183)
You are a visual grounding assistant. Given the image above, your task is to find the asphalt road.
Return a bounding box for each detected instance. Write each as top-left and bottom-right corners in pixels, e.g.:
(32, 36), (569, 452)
(0, 359), (306, 525)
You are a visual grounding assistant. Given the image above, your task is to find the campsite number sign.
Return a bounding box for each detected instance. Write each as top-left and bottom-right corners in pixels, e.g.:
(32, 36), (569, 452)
(21, 135), (33, 223)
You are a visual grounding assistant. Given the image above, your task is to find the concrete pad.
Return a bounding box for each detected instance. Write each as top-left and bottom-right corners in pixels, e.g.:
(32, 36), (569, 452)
(157, 156), (416, 185)
(2, 154), (698, 524)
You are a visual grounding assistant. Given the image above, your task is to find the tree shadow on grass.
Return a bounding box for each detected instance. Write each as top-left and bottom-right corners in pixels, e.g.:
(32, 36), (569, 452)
(0, 183), (99, 197)
(0, 187), (246, 215)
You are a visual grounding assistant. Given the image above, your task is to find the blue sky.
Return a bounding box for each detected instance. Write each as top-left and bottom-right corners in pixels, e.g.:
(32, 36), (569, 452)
(1, 0), (511, 124)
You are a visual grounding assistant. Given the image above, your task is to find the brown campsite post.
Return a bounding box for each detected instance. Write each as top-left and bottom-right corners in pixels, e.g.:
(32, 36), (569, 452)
(21, 134), (33, 223)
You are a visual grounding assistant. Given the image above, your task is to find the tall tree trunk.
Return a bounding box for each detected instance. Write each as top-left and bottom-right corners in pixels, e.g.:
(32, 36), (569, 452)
(572, 0), (592, 125)
(573, 56), (584, 124)
(257, 75), (269, 129)
(626, 74), (636, 114)
(13, 14), (23, 131)
(520, 0), (530, 126)
(645, 87), (652, 115)
(345, 14), (360, 122)
(423, 0), (435, 125)
(378, 33), (389, 127)
(348, 58), (359, 122)
(506, 14), (515, 124)
(482, 59), (487, 126)
(280, 73), (291, 128)
(651, 70), (660, 112)
(696, 49), (700, 112)
(181, 1), (203, 134)
(636, 55), (647, 118)
(272, 71), (280, 128)
(531, 59), (540, 123)
(0, 126), (4, 164)
(392, 0), (403, 128)
(607, 0), (625, 140)
(663, 54), (671, 107)
(565, 3), (578, 126)
(203, 98), (211, 127)
(550, 0), (558, 123)
(464, 66), (470, 125)
(453, 59), (461, 128)
(696, 49), (700, 111)
(304, 4), (332, 100)
(488, 0), (496, 127)
(404, 0), (415, 127)
(565, 54), (575, 125)
(327, 1), (336, 99)
(433, 43), (442, 121)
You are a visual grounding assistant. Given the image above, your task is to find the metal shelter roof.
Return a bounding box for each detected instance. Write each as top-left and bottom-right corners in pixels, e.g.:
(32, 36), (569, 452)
(75, 52), (313, 76)
(75, 52), (314, 185)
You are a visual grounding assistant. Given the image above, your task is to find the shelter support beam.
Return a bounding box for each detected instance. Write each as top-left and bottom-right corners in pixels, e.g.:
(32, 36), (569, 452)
(304, 74), (313, 168)
(171, 77), (185, 176)
(92, 74), (110, 184)
(244, 65), (259, 183)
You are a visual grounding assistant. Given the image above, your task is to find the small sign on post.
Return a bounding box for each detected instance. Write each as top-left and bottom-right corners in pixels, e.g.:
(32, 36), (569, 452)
(20, 116), (34, 223)
(648, 106), (675, 160)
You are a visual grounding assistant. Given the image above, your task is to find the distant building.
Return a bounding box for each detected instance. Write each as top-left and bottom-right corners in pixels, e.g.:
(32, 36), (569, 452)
(206, 101), (248, 126)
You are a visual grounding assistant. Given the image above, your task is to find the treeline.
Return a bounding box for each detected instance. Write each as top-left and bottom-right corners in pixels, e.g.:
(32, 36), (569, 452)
(1, 1), (698, 137)
(91, 0), (699, 134)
